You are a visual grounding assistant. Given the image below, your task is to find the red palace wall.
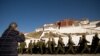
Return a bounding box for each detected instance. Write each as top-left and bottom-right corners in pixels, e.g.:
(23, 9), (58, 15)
(56, 19), (75, 27)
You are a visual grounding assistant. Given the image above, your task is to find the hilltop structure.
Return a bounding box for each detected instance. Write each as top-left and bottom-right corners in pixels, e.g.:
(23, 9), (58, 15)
(24, 19), (100, 47)
(25, 19), (100, 39)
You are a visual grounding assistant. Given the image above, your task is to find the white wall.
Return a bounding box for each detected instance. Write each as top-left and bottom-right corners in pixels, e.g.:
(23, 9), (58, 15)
(25, 34), (100, 48)
(59, 26), (86, 33)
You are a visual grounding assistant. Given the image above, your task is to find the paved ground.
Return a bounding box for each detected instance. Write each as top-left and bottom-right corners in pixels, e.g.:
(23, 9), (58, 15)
(19, 54), (100, 56)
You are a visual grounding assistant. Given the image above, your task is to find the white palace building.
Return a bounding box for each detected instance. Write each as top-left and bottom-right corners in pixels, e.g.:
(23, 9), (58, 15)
(24, 19), (100, 47)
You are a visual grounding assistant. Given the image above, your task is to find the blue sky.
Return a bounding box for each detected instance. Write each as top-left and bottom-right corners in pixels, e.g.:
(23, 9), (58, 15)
(0, 0), (100, 36)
